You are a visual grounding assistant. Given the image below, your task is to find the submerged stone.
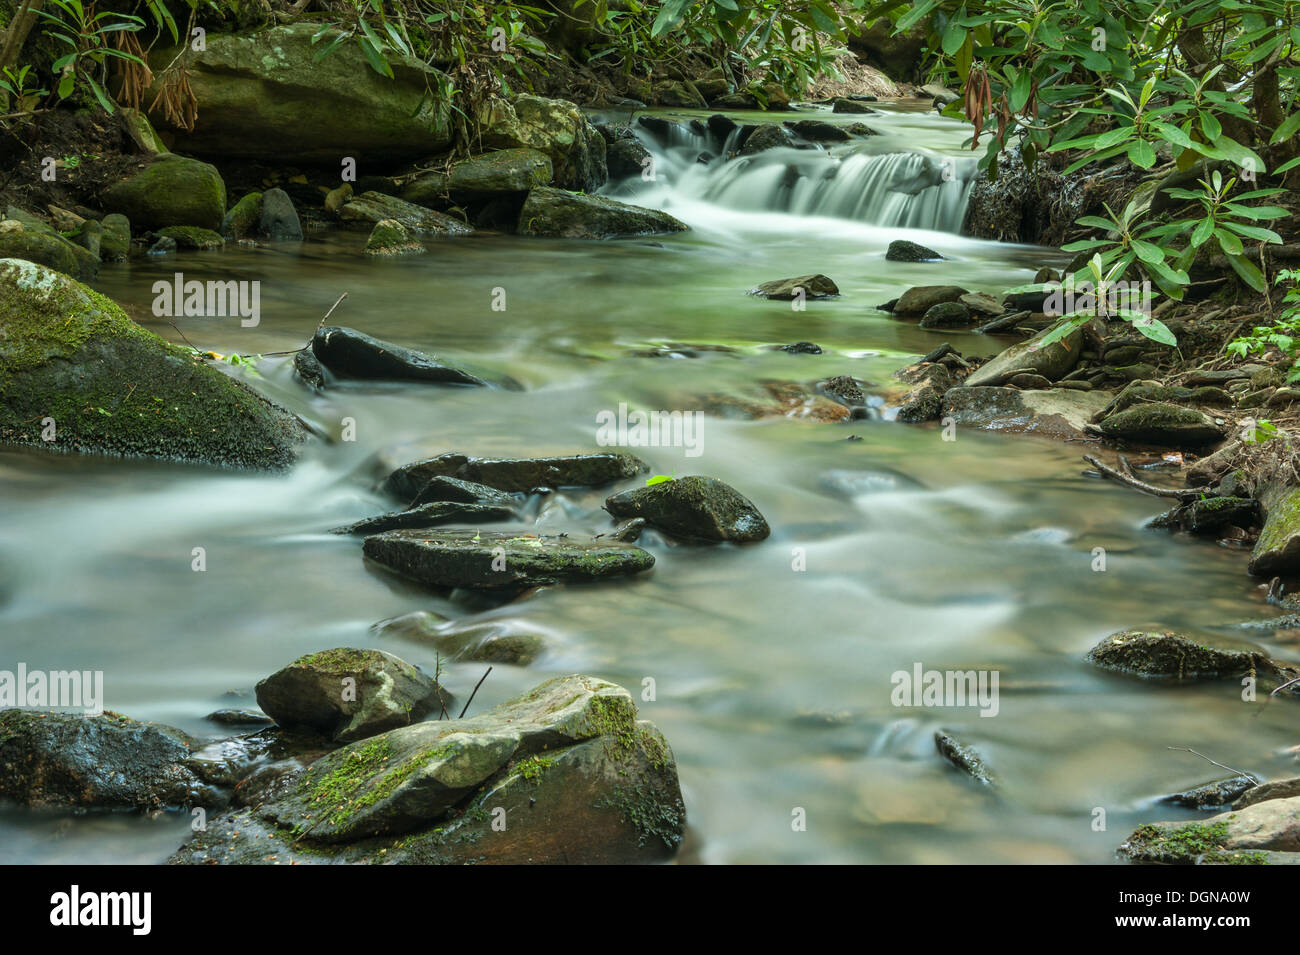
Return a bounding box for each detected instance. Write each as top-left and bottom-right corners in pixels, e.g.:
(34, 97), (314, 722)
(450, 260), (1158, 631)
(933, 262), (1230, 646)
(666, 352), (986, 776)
(517, 187), (687, 238)
(1085, 630), (1283, 681)
(604, 475), (770, 543)
(749, 274), (838, 300)
(385, 451), (647, 498)
(310, 326), (486, 386)
(333, 501), (517, 535)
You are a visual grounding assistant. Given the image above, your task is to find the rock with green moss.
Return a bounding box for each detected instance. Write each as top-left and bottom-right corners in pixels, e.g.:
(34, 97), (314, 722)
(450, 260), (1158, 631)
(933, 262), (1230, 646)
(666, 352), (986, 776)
(605, 475), (770, 543)
(255, 648), (451, 743)
(99, 214), (131, 261)
(342, 191), (472, 238)
(120, 106), (168, 154)
(384, 450), (647, 498)
(157, 225), (225, 250)
(480, 95), (606, 192)
(518, 187), (687, 238)
(1095, 381), (1234, 420)
(1098, 401), (1224, 448)
(1086, 630), (1297, 685)
(0, 221), (99, 279)
(220, 192), (262, 239)
(964, 324), (1083, 386)
(169, 674), (685, 863)
(401, 148), (553, 206)
(362, 218), (426, 257)
(103, 153), (226, 231)
(1249, 487), (1300, 577)
(0, 710), (220, 810)
(1120, 797), (1300, 863)
(1149, 496), (1258, 535)
(0, 258), (305, 468)
(144, 23), (453, 164)
(363, 530), (655, 591)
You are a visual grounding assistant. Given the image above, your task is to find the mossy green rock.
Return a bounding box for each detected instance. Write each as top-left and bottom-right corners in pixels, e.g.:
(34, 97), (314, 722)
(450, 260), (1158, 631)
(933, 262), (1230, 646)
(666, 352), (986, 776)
(964, 323), (1082, 386)
(605, 475), (771, 543)
(1086, 630), (1280, 681)
(158, 226), (225, 250)
(518, 186), (688, 238)
(1098, 401), (1224, 448)
(362, 218), (426, 257)
(0, 223), (99, 279)
(1250, 486), (1300, 577)
(99, 214), (131, 262)
(1120, 797), (1300, 862)
(480, 95), (606, 191)
(401, 148), (553, 206)
(255, 647), (451, 743)
(220, 192), (262, 239)
(342, 191), (472, 237)
(103, 153), (226, 231)
(363, 530), (655, 591)
(0, 258), (306, 468)
(145, 23), (453, 163)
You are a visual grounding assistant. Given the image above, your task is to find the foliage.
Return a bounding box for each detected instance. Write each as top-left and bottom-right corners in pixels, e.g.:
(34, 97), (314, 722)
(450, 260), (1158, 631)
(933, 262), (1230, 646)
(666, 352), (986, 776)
(1034, 252), (1178, 348)
(1227, 269), (1300, 380)
(36, 0), (149, 113)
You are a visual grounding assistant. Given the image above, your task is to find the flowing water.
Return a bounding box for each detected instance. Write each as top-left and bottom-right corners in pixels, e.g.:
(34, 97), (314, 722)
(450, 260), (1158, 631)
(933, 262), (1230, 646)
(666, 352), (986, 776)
(1, 103), (1295, 864)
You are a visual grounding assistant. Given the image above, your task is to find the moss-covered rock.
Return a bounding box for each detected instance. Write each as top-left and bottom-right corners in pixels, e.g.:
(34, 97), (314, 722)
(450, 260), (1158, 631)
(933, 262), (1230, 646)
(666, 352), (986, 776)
(750, 274), (838, 300)
(362, 218), (426, 257)
(480, 95), (607, 191)
(1085, 630), (1280, 681)
(1120, 799), (1300, 863)
(99, 214), (131, 261)
(0, 258), (306, 468)
(401, 148), (553, 206)
(517, 186), (687, 238)
(255, 648), (451, 743)
(1249, 486), (1300, 577)
(157, 225), (225, 250)
(144, 23), (453, 164)
(103, 153), (227, 231)
(0, 221), (99, 279)
(341, 191), (472, 237)
(605, 475), (771, 543)
(1098, 401), (1224, 448)
(220, 192), (263, 239)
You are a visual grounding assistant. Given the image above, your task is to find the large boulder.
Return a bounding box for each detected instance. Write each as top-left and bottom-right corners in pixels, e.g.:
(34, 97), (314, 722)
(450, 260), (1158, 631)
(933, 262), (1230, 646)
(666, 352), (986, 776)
(1096, 401), (1224, 448)
(170, 675), (686, 864)
(1120, 797), (1300, 863)
(518, 187), (687, 238)
(939, 385), (1111, 439)
(480, 95), (607, 191)
(401, 148), (553, 206)
(0, 220), (99, 280)
(848, 18), (930, 80)
(1249, 486), (1300, 577)
(102, 153), (226, 231)
(0, 259), (305, 468)
(144, 24), (453, 164)
(605, 475), (771, 543)
(340, 192), (472, 237)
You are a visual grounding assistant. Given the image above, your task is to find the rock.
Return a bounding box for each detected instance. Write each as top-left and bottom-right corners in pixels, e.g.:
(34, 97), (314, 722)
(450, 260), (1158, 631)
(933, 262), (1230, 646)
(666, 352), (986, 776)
(786, 119), (851, 142)
(819, 375), (866, 406)
(750, 274), (838, 300)
(170, 675), (685, 864)
(1094, 382), (1234, 421)
(1159, 776), (1259, 810)
(157, 225), (224, 250)
(480, 95), (607, 192)
(0, 222), (99, 280)
(386, 451), (647, 498)
(103, 153), (226, 231)
(1085, 630), (1290, 682)
(920, 83), (959, 105)
(401, 148), (553, 206)
(380, 617), (547, 666)
(255, 648), (451, 743)
(294, 347), (326, 389)
(362, 219), (426, 257)
(711, 92), (758, 109)
(1121, 798), (1300, 862)
(517, 187), (687, 238)
(310, 326), (485, 386)
(1007, 373), (1053, 389)
(1249, 487), (1300, 577)
(1097, 402), (1224, 448)
(147, 235), (177, 255)
(934, 731), (995, 787)
(886, 239), (943, 262)
(0, 710), (217, 809)
(959, 292), (1003, 317)
(652, 78), (706, 107)
(892, 362), (953, 422)
(220, 192), (262, 239)
(919, 301), (972, 328)
(1235, 777), (1300, 809)
(607, 517), (647, 542)
(606, 138), (653, 180)
(333, 501), (516, 535)
(409, 475), (518, 509)
(100, 214), (131, 261)
(362, 530), (655, 591)
(739, 124), (797, 155)
(1150, 497), (1257, 535)
(48, 205), (84, 232)
(206, 709), (274, 727)
(848, 17), (929, 80)
(891, 285), (968, 315)
(145, 24), (452, 163)
(258, 187), (302, 240)
(325, 184), (353, 215)
(605, 475), (770, 543)
(341, 191), (472, 237)
(781, 341), (823, 354)
(832, 97), (877, 114)
(964, 324), (1083, 386)
(0, 259), (304, 468)
(940, 386), (1112, 439)
(74, 218), (103, 259)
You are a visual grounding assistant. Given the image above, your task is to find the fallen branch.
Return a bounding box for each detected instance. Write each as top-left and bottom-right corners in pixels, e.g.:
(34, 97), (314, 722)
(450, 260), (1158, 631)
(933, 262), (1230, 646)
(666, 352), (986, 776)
(1083, 454), (1201, 501)
(458, 666), (493, 720)
(1166, 746), (1257, 781)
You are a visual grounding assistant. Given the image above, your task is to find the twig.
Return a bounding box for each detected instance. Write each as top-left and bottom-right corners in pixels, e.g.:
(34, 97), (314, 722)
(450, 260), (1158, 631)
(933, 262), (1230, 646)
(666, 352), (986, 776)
(317, 291), (348, 330)
(458, 666), (493, 720)
(1082, 454), (1201, 501)
(1270, 674), (1300, 697)
(261, 292), (350, 357)
(168, 322), (199, 352)
(1166, 746), (1257, 781)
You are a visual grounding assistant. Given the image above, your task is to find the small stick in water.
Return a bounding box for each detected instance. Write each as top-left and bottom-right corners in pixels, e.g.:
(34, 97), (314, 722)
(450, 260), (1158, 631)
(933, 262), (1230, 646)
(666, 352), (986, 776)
(458, 667), (493, 720)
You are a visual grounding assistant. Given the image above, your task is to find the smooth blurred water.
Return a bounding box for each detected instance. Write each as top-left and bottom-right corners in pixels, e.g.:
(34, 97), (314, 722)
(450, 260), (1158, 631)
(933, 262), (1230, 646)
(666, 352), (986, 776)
(0, 103), (1295, 864)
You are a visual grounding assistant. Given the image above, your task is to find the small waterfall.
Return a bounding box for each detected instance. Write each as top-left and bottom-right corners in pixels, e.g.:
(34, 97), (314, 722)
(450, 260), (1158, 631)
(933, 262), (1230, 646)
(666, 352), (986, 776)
(610, 117), (977, 233)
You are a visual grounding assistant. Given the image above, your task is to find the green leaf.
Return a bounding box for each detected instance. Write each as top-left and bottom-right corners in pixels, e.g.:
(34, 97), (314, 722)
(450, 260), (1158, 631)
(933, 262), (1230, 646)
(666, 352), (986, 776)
(896, 0), (938, 32)
(1127, 140), (1156, 168)
(1222, 221), (1283, 243)
(1215, 229), (1244, 255)
(1130, 316), (1178, 347)
(1270, 112), (1300, 145)
(1226, 253), (1267, 292)
(1010, 69), (1031, 112)
(1200, 112), (1221, 141)
(942, 15), (967, 55)
(1189, 217), (1215, 248)
(1130, 238), (1165, 264)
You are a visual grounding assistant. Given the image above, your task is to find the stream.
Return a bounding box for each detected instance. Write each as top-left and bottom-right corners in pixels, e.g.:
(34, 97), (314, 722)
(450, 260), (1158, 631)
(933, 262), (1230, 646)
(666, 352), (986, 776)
(1, 102), (1296, 864)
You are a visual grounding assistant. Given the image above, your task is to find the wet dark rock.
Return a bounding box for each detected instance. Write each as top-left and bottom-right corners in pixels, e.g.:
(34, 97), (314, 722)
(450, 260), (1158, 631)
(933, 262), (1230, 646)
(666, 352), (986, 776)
(333, 501), (517, 535)
(341, 191), (473, 237)
(832, 97), (877, 114)
(919, 301), (972, 328)
(934, 731), (995, 787)
(258, 187), (302, 241)
(786, 119), (851, 142)
(146, 235), (177, 255)
(385, 451), (647, 498)
(891, 285), (967, 315)
(293, 347), (327, 389)
(171, 675), (685, 864)
(781, 341), (823, 354)
(606, 138), (653, 180)
(607, 517), (647, 542)
(255, 648), (451, 743)
(408, 475), (518, 509)
(1097, 402), (1224, 448)
(310, 326), (486, 387)
(891, 362), (953, 422)
(1159, 776), (1259, 811)
(886, 239), (943, 262)
(517, 187), (687, 238)
(1085, 630), (1295, 684)
(818, 374), (866, 406)
(605, 475), (770, 543)
(0, 710), (219, 809)
(739, 124), (797, 155)
(1149, 497), (1257, 535)
(750, 274), (838, 300)
(205, 709), (274, 727)
(363, 530), (655, 591)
